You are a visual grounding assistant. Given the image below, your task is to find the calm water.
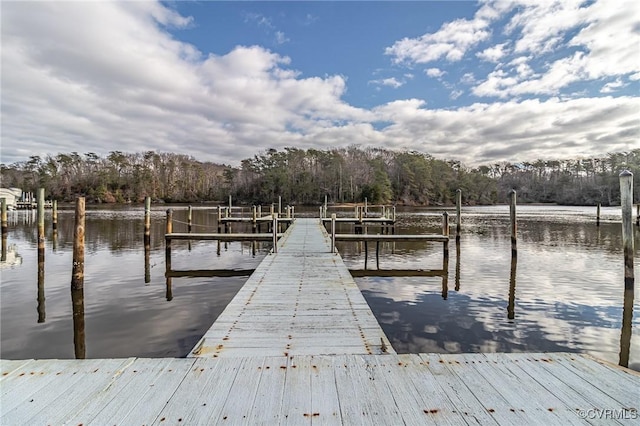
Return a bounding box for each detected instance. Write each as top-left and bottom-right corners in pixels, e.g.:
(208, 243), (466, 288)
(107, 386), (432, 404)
(1, 204), (638, 371)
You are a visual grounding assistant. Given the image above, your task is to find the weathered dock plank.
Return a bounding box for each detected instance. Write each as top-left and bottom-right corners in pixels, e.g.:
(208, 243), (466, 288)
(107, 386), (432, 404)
(335, 234), (449, 242)
(1, 354), (638, 425)
(190, 218), (395, 358)
(166, 232), (282, 241)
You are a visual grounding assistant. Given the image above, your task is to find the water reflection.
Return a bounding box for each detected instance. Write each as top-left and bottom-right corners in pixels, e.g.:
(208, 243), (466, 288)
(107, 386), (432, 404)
(37, 247), (45, 323)
(71, 287), (85, 359)
(442, 250), (449, 300)
(455, 240), (460, 292)
(507, 254), (517, 321)
(619, 288), (634, 368)
(345, 207), (639, 370)
(0, 242), (22, 268)
(1, 205), (638, 368)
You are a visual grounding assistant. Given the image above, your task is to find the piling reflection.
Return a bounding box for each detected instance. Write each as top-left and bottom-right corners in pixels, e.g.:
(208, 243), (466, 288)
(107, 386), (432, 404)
(442, 251), (449, 300)
(37, 246), (45, 323)
(1, 234), (6, 262)
(144, 236), (151, 284)
(508, 254), (517, 321)
(619, 288), (634, 368)
(455, 240), (461, 292)
(166, 276), (173, 301)
(165, 269), (255, 278)
(71, 287), (86, 359)
(165, 242), (173, 300)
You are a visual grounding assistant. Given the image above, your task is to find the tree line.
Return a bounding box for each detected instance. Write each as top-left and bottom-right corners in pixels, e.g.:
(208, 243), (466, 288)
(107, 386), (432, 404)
(1, 147), (638, 206)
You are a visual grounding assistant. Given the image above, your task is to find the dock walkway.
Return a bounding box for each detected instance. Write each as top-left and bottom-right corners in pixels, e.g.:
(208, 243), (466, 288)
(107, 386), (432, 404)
(1, 218), (639, 424)
(190, 218), (394, 358)
(2, 353), (638, 424)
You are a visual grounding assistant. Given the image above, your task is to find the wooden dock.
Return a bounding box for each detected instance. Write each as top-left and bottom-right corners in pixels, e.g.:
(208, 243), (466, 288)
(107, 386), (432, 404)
(189, 218), (394, 358)
(2, 218), (639, 424)
(2, 353), (638, 424)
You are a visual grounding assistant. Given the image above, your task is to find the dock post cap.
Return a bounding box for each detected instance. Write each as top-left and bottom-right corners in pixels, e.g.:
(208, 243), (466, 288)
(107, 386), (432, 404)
(619, 170), (633, 177)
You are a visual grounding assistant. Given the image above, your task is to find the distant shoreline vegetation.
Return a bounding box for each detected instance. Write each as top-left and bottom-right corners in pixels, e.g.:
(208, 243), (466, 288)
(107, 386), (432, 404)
(1, 147), (638, 207)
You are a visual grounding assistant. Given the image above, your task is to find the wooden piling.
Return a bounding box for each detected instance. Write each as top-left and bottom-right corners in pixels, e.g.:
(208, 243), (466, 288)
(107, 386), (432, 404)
(144, 196), (151, 241)
(252, 206), (258, 233)
(597, 203), (601, 226)
(228, 195), (232, 211)
(52, 200), (58, 231)
(278, 196), (282, 215)
(510, 190), (517, 256)
(165, 209), (173, 281)
(636, 204), (639, 227)
(37, 188), (45, 251)
(272, 213), (278, 253)
(71, 197), (85, 291)
(166, 209), (173, 236)
(392, 206), (396, 235)
(375, 241), (380, 269)
(442, 211), (449, 258)
(1, 197), (7, 238)
(37, 189), (46, 318)
(364, 241), (368, 270)
(619, 171), (634, 289)
(456, 189), (462, 242)
(331, 214), (336, 253)
(188, 205), (193, 233)
(144, 198), (151, 284)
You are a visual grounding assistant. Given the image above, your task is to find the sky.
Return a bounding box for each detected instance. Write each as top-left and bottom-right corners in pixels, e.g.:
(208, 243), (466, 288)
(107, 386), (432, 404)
(1, 0), (639, 168)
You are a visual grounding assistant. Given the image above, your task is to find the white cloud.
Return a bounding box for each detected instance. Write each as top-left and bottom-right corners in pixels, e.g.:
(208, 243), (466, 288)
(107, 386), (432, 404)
(388, 0), (639, 100)
(600, 79), (626, 94)
(450, 90), (464, 100)
(471, 0), (640, 98)
(275, 31), (289, 45)
(425, 68), (445, 78)
(460, 73), (476, 85)
(476, 43), (508, 62)
(370, 96), (639, 164)
(244, 13), (274, 30)
(369, 77), (405, 88)
(1, 2), (370, 165)
(1, 1), (638, 169)
(385, 2), (501, 64)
